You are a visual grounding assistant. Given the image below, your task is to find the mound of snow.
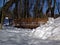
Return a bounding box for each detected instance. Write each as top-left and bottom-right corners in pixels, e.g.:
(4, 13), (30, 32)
(31, 17), (60, 40)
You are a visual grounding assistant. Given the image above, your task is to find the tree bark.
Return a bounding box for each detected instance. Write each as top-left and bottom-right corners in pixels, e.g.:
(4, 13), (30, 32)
(34, 0), (40, 18)
(34, 0), (44, 18)
(51, 0), (56, 17)
(13, 0), (18, 19)
(46, 0), (56, 17)
(24, 0), (29, 18)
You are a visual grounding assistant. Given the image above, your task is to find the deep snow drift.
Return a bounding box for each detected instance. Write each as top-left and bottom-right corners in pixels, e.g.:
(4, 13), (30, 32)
(0, 17), (60, 45)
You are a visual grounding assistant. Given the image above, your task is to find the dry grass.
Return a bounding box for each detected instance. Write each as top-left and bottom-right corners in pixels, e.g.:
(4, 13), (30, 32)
(14, 17), (48, 28)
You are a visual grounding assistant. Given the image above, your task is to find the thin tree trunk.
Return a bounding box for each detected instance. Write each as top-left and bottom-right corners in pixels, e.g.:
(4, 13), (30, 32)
(19, 0), (22, 18)
(34, 0), (40, 18)
(13, 0), (18, 19)
(34, 0), (44, 18)
(57, 2), (60, 15)
(24, 0), (29, 18)
(46, 0), (56, 17)
(51, 0), (56, 17)
(39, 0), (45, 18)
(46, 0), (52, 16)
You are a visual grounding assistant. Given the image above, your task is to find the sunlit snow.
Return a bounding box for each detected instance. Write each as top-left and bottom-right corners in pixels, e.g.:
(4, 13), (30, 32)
(0, 17), (60, 45)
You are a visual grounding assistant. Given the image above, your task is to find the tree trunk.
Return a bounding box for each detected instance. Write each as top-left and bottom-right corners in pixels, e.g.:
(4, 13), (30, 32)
(19, 0), (22, 18)
(46, 0), (56, 17)
(51, 0), (56, 17)
(24, 0), (29, 18)
(46, 0), (52, 17)
(2, 0), (15, 11)
(13, 0), (18, 19)
(34, 0), (44, 18)
(34, 0), (40, 18)
(57, 2), (60, 15)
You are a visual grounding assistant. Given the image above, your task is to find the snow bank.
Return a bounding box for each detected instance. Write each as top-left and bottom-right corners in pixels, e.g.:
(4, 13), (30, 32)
(31, 17), (60, 40)
(1, 17), (60, 41)
(0, 17), (60, 45)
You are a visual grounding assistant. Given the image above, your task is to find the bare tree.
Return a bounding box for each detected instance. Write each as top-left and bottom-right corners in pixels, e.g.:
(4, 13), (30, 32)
(51, 0), (56, 17)
(19, 0), (22, 18)
(39, 0), (45, 18)
(23, 0), (29, 18)
(34, 0), (40, 18)
(13, 0), (18, 19)
(46, 0), (52, 17)
(46, 0), (56, 17)
(57, 2), (60, 15)
(34, 0), (45, 18)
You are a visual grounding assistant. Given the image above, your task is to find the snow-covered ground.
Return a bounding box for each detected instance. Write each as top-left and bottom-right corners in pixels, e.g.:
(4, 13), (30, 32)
(32, 17), (60, 40)
(0, 17), (60, 45)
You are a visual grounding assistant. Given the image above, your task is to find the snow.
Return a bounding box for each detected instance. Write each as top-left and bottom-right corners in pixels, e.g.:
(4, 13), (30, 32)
(32, 17), (60, 40)
(31, 17), (60, 40)
(0, 17), (60, 45)
(0, 29), (60, 45)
